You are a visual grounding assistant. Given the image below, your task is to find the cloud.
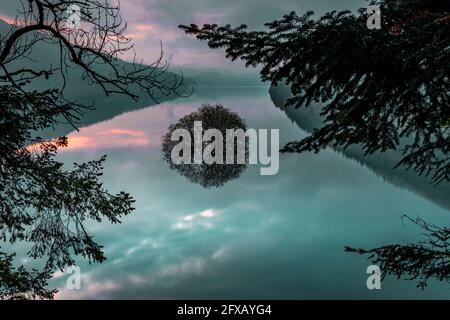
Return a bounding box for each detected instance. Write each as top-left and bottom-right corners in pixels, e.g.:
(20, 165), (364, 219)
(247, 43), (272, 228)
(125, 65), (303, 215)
(200, 209), (216, 218)
(100, 0), (366, 68)
(211, 246), (230, 262)
(126, 239), (160, 256)
(0, 0), (366, 68)
(63, 128), (151, 151)
(172, 209), (219, 230)
(55, 273), (121, 300)
(0, 14), (17, 25)
(54, 256), (212, 299)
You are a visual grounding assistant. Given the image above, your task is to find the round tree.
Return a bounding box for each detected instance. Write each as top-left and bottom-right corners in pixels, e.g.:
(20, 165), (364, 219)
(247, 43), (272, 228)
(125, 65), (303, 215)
(162, 104), (248, 188)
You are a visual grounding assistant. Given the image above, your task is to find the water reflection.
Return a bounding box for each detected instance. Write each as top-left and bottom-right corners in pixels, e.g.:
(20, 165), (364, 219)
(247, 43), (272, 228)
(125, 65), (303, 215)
(45, 86), (450, 299)
(161, 104), (248, 188)
(269, 84), (450, 211)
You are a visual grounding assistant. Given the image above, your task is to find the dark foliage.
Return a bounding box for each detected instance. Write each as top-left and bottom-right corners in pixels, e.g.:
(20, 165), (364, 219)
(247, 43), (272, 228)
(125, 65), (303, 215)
(346, 216), (450, 289)
(0, 0), (180, 299)
(162, 104), (248, 188)
(179, 0), (450, 288)
(0, 86), (135, 270)
(179, 0), (450, 185)
(0, 251), (56, 299)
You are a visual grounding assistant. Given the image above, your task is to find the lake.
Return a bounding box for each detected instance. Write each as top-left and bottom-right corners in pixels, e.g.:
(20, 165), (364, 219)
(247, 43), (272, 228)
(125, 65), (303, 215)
(51, 86), (450, 299)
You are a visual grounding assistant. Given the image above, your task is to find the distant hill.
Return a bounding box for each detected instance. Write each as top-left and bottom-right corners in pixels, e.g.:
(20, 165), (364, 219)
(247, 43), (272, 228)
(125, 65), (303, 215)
(0, 19), (263, 139)
(0, 19), (196, 137)
(0, 19), (189, 99)
(269, 83), (450, 211)
(0, 18), (11, 33)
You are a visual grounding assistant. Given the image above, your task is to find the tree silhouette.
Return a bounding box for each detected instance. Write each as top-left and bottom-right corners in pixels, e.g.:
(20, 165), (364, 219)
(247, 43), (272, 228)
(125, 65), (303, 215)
(0, 251), (56, 300)
(346, 216), (450, 289)
(0, 0), (181, 299)
(180, 0), (449, 185)
(162, 104), (248, 188)
(179, 0), (450, 288)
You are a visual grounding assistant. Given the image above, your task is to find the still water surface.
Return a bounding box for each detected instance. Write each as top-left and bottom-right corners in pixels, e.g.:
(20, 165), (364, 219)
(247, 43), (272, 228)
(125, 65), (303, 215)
(51, 87), (449, 299)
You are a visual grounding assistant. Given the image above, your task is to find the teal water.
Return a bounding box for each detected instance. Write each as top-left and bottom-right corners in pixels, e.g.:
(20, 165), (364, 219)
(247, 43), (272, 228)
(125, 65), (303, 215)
(50, 87), (450, 299)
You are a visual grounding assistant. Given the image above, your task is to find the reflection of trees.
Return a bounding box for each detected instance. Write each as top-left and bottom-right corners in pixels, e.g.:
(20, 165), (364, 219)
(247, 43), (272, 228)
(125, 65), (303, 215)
(0, 0), (181, 299)
(179, 0), (450, 288)
(346, 216), (450, 289)
(162, 104), (248, 188)
(180, 1), (450, 185)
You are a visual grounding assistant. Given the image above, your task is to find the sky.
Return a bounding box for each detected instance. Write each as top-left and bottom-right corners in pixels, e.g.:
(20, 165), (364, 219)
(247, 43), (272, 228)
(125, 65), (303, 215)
(0, 0), (366, 70)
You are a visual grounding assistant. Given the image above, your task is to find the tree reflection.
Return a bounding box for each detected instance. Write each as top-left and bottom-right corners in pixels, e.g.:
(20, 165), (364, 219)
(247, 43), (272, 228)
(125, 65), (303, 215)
(162, 104), (248, 188)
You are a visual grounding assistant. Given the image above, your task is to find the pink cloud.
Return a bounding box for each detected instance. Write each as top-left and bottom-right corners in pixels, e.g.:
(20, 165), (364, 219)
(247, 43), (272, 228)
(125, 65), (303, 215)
(200, 209), (216, 218)
(55, 275), (120, 300)
(63, 128), (150, 151)
(0, 14), (16, 25)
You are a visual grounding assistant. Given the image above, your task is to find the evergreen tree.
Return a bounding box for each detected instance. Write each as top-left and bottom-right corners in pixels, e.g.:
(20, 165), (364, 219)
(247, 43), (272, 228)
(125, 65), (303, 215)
(179, 0), (450, 288)
(0, 0), (181, 299)
(180, 0), (450, 184)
